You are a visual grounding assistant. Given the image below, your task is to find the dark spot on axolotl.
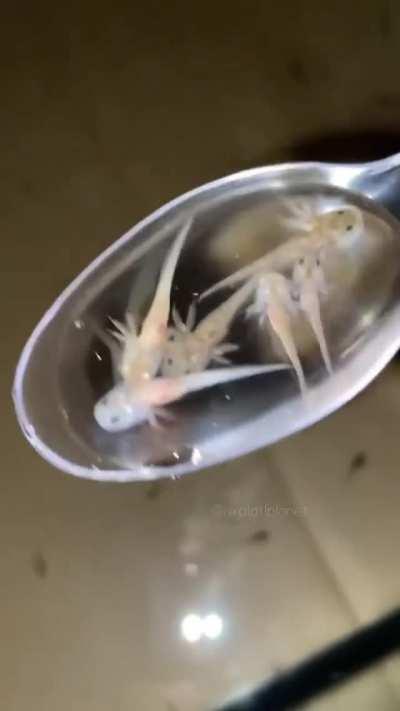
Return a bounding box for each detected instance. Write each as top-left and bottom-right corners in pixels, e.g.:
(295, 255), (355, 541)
(247, 529), (271, 544)
(348, 451), (368, 478)
(346, 225), (353, 231)
(32, 552), (48, 579)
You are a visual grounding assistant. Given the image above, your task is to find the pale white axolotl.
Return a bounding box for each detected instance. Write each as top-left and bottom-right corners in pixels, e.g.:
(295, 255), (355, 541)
(108, 218), (193, 384)
(93, 217), (191, 429)
(161, 279), (256, 376)
(247, 272), (307, 395)
(200, 204), (364, 301)
(292, 253), (333, 374)
(94, 363), (289, 432)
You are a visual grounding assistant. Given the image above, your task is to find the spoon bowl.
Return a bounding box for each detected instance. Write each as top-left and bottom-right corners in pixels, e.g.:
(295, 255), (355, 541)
(13, 154), (400, 481)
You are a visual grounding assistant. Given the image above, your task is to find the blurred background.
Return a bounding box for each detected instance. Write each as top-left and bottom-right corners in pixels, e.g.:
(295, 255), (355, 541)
(2, 2), (400, 709)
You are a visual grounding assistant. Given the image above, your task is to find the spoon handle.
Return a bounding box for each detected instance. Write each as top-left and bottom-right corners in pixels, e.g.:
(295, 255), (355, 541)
(350, 152), (400, 217)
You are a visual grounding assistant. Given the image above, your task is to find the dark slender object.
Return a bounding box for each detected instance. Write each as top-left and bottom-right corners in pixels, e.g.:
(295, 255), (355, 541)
(218, 608), (400, 711)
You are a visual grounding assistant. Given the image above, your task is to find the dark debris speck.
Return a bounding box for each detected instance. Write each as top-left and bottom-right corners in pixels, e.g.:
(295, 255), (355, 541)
(247, 529), (271, 544)
(145, 481), (164, 500)
(32, 552), (48, 580)
(348, 451), (368, 478)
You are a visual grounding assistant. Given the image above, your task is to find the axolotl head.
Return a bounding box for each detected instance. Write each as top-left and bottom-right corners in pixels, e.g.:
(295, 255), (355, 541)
(323, 205), (364, 240)
(292, 253), (326, 290)
(94, 382), (151, 432)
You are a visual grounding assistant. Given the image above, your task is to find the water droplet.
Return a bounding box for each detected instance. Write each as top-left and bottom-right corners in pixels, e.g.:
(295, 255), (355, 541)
(74, 319), (85, 330)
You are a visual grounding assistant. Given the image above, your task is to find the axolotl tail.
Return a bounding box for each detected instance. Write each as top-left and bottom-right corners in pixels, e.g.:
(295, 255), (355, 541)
(142, 363), (290, 406)
(142, 217), (193, 337)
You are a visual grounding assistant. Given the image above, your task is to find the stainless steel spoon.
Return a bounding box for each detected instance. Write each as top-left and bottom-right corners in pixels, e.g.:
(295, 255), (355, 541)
(12, 153), (400, 482)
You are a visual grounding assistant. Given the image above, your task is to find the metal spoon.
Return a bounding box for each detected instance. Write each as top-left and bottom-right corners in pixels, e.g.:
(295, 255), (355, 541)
(12, 153), (400, 482)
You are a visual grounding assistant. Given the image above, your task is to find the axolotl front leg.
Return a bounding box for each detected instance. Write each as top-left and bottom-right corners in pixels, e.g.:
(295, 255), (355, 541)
(94, 362), (290, 432)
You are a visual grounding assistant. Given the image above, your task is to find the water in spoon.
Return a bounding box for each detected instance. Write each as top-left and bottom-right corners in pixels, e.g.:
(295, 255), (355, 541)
(56, 183), (399, 474)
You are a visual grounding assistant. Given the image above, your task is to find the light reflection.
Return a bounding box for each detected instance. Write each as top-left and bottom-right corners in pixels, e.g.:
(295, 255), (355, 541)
(181, 614), (203, 643)
(73, 319), (85, 330)
(203, 613), (223, 639)
(329, 164), (361, 189)
(181, 612), (223, 642)
(190, 448), (202, 466)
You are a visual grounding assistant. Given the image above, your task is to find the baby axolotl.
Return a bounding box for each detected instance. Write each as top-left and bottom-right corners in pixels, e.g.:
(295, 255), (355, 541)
(292, 253), (333, 374)
(161, 279), (255, 376)
(108, 218), (193, 385)
(94, 362), (289, 432)
(94, 220), (289, 432)
(200, 203), (364, 301)
(246, 249), (333, 395)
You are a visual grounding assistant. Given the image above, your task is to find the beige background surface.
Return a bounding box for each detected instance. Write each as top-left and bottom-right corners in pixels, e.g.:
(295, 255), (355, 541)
(2, 2), (400, 709)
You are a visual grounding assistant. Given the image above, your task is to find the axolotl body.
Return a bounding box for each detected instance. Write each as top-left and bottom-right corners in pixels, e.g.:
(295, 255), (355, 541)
(200, 203), (364, 301)
(161, 279), (255, 377)
(246, 250), (333, 394)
